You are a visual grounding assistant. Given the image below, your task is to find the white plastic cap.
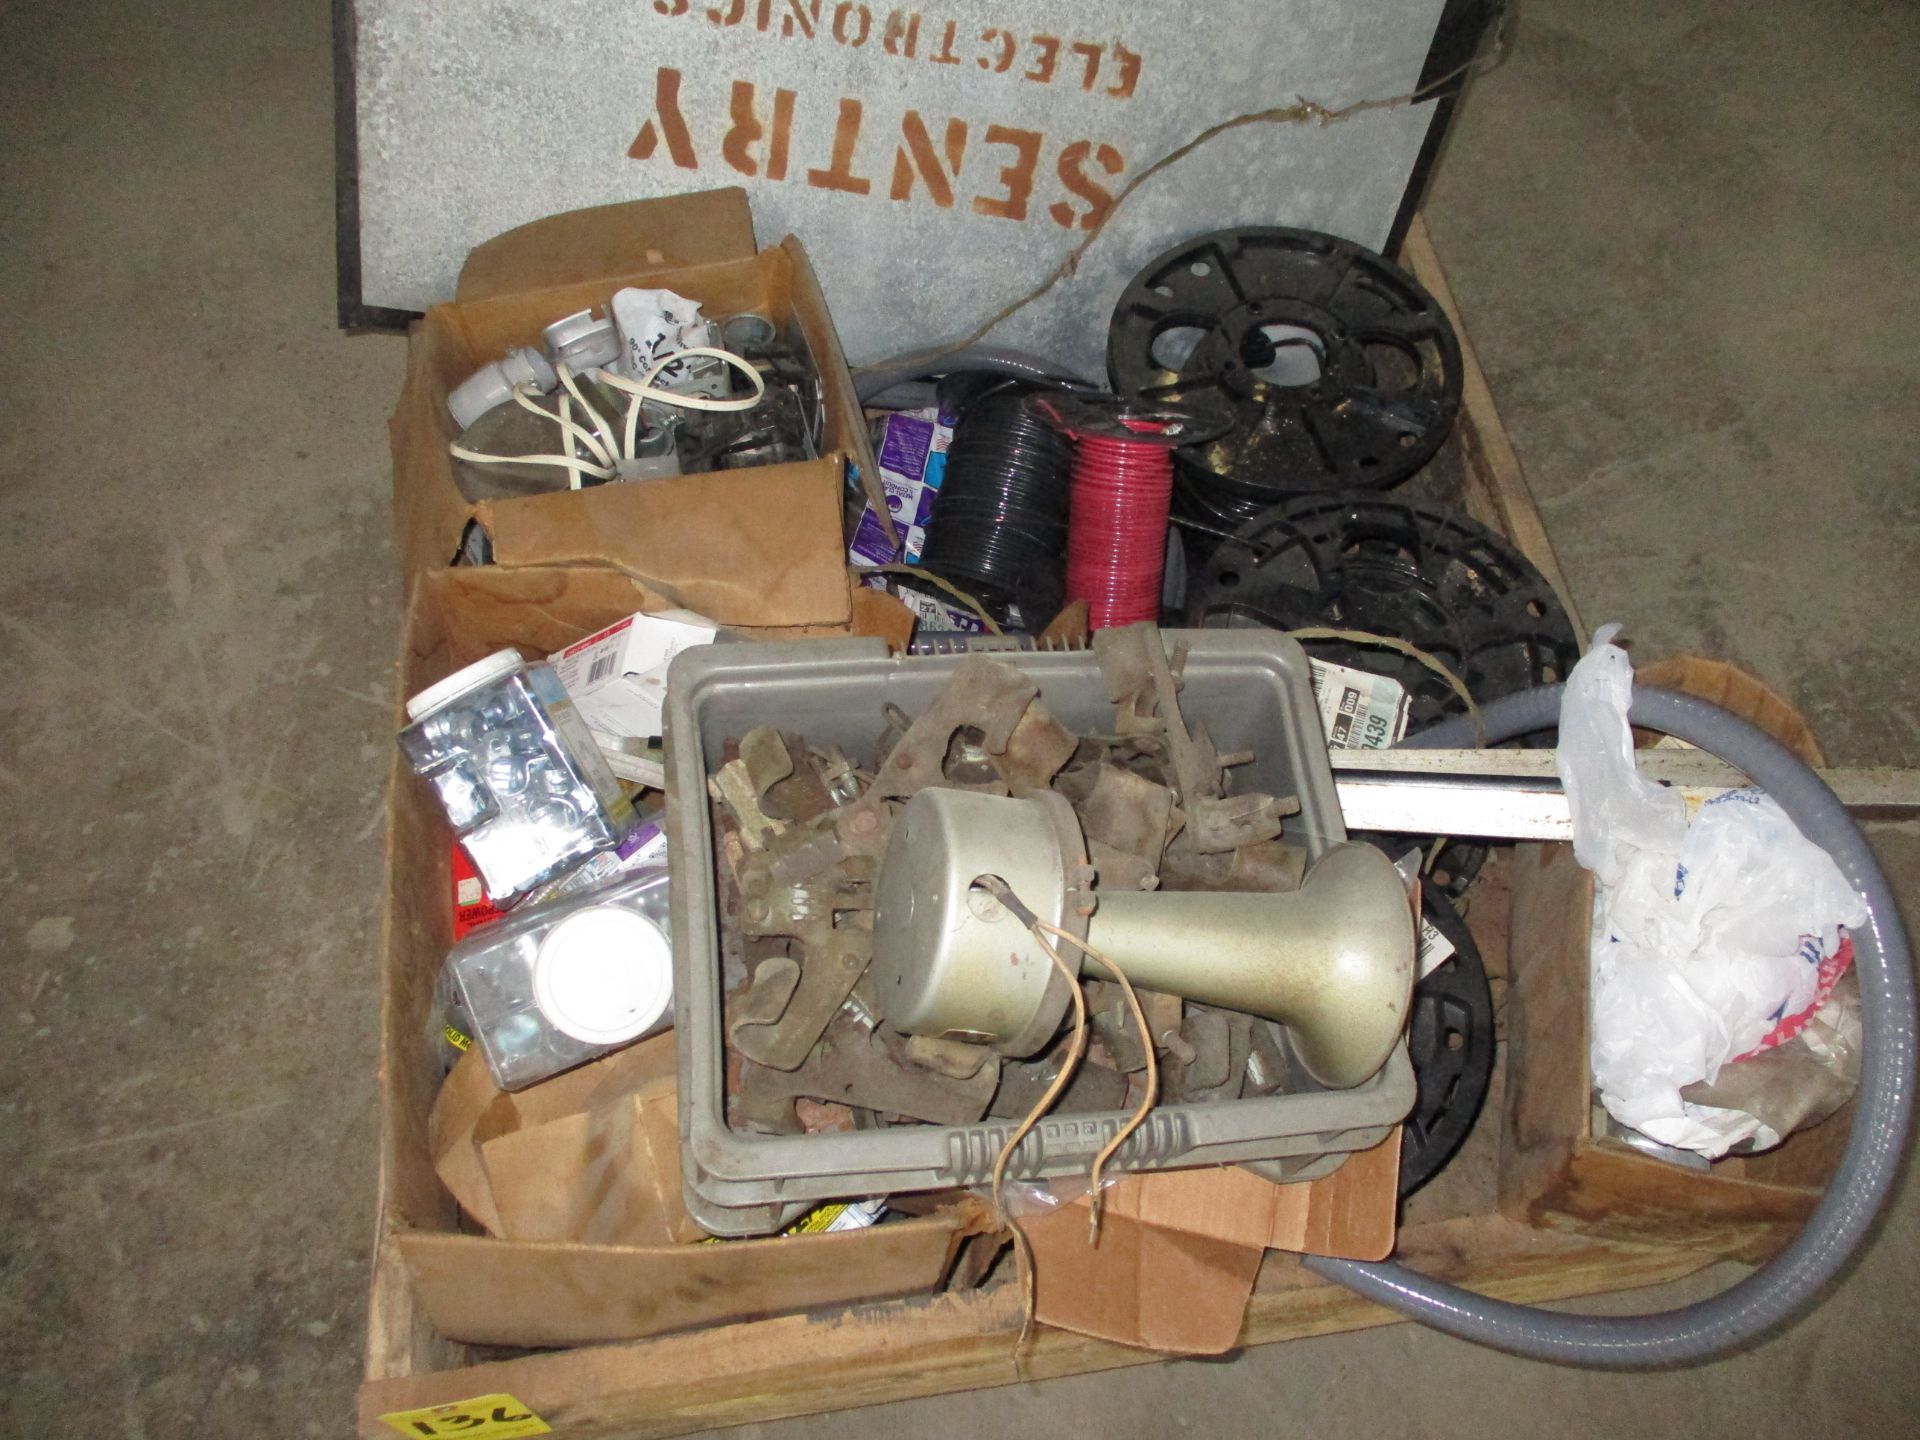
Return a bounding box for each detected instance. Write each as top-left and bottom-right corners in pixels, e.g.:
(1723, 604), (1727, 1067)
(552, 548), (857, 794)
(405, 648), (526, 722)
(543, 309), (621, 374)
(532, 905), (673, 1045)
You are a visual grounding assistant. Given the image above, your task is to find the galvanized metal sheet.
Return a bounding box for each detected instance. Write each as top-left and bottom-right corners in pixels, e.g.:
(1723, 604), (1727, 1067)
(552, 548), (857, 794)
(351, 0), (1447, 373)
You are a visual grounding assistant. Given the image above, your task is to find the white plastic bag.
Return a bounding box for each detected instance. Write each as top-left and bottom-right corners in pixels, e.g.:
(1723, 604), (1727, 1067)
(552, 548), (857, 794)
(610, 286), (712, 384)
(1560, 626), (1866, 1157)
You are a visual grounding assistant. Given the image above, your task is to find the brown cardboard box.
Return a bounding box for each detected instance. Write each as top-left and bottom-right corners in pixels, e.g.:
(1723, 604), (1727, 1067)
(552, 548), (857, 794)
(427, 1038), (702, 1249)
(1021, 1134), (1402, 1355)
(388, 187), (886, 628)
(416, 1038), (990, 1348)
(378, 566), (975, 1351)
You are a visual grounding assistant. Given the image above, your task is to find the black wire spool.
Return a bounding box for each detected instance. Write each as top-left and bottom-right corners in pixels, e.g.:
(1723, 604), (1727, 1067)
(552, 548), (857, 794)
(1400, 889), (1496, 1197)
(1171, 470), (1268, 541)
(1186, 494), (1581, 896)
(1107, 227), (1462, 503)
(917, 391), (1076, 625)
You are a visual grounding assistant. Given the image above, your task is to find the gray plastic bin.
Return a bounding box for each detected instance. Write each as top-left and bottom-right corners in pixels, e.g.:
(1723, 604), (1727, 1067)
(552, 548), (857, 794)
(664, 631), (1416, 1235)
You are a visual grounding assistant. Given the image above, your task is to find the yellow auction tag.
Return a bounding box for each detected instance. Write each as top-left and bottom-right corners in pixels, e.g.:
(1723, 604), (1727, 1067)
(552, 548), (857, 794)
(379, 1393), (550, 1439)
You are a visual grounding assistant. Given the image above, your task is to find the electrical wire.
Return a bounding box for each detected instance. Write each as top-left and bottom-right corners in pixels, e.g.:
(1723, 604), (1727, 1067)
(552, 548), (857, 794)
(557, 392), (582, 491)
(1032, 920), (1160, 1242)
(452, 345), (768, 486)
(512, 384), (611, 469)
(592, 346), (770, 461)
(446, 443), (616, 481)
(1065, 421), (1176, 629)
(986, 926), (1088, 1356)
(918, 392), (1075, 623)
(555, 360), (619, 460)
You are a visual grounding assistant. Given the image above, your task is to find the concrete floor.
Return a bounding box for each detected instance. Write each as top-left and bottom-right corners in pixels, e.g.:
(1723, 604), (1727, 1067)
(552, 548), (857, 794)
(1, 1), (1915, 1436)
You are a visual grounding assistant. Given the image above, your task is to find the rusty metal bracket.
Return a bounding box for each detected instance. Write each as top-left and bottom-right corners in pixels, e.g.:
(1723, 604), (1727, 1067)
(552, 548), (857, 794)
(1066, 762), (1175, 871)
(728, 847), (876, 1071)
(833, 657), (1073, 857)
(1093, 623), (1294, 853)
(1085, 980), (1183, 1074)
(737, 1015), (1000, 1131)
(739, 726), (837, 823)
(988, 1039), (1131, 1119)
(1160, 835), (1308, 893)
(1163, 1005), (1255, 1104)
(710, 757), (786, 851)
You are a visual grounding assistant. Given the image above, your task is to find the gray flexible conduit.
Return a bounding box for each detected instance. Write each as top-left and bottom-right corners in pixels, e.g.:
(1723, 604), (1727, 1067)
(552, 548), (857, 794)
(1302, 684), (1916, 1364)
(854, 346), (1092, 407)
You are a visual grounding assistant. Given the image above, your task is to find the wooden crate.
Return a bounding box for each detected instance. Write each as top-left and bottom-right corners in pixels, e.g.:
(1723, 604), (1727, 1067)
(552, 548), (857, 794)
(355, 218), (1840, 1438)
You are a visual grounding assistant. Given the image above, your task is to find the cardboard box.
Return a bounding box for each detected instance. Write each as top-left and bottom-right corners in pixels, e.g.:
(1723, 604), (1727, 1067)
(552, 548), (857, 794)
(429, 1037), (702, 1250)
(378, 565), (980, 1351)
(388, 187), (888, 629)
(1023, 1135), (1401, 1355)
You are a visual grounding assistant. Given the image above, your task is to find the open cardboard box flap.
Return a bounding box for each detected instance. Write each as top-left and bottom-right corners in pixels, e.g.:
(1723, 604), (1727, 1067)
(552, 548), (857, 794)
(454, 189), (758, 303)
(1024, 1133), (1401, 1355)
(475, 466), (851, 626)
(428, 1039), (682, 1240)
(418, 1038), (991, 1348)
(402, 567), (911, 692)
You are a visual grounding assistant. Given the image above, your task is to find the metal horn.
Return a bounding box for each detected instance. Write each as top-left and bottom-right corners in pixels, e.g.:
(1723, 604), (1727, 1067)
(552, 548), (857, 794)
(869, 789), (1416, 1088)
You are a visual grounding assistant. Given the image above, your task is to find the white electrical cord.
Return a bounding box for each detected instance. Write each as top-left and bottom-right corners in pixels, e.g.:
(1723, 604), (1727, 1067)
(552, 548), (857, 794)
(513, 385), (610, 468)
(591, 346), (768, 459)
(445, 444), (618, 482)
(555, 361), (620, 461)
(557, 393), (583, 491)
(448, 345), (765, 485)
(448, 382), (620, 485)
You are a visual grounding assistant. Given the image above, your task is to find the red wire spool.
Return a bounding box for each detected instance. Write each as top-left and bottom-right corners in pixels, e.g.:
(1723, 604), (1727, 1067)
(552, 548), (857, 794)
(1067, 426), (1173, 628)
(1035, 395), (1229, 630)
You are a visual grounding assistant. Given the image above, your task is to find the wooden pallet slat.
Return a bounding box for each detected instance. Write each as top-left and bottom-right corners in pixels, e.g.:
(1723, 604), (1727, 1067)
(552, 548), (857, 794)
(360, 1215), (1714, 1440)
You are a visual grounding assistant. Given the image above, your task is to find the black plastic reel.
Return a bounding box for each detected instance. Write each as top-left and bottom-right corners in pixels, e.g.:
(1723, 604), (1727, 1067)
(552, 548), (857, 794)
(1400, 889), (1496, 1197)
(1186, 494), (1581, 895)
(1108, 227), (1462, 500)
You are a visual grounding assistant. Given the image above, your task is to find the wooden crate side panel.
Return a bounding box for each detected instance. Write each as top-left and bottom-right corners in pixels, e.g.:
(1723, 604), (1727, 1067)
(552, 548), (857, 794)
(356, 1217), (1715, 1440)
(1400, 217), (1585, 643)
(1500, 845), (1833, 1249)
(1498, 845), (1591, 1224)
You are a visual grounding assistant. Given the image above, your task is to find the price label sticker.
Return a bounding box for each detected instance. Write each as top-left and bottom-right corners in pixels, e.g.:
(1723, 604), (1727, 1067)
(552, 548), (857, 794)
(379, 1394), (551, 1439)
(1308, 659), (1410, 752)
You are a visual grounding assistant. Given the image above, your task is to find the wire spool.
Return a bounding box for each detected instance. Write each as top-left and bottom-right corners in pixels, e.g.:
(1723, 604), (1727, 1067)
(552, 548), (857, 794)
(1108, 227), (1462, 514)
(1185, 493), (1581, 897)
(1035, 394), (1230, 631)
(1400, 889), (1496, 1197)
(1069, 429), (1174, 628)
(917, 390), (1076, 625)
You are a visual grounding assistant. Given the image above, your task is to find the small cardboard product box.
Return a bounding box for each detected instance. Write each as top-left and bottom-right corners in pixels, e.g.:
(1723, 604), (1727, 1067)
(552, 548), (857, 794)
(547, 608), (720, 740)
(387, 186), (890, 629)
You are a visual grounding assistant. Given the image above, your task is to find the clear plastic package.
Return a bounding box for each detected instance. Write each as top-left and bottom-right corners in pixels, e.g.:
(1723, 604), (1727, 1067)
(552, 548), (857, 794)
(398, 649), (633, 904)
(449, 868), (675, 1090)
